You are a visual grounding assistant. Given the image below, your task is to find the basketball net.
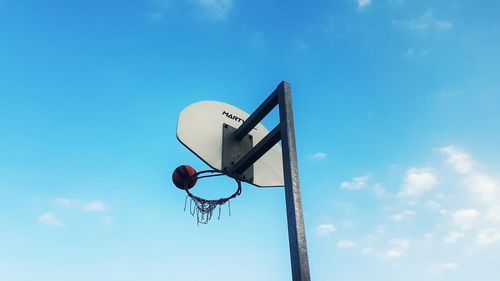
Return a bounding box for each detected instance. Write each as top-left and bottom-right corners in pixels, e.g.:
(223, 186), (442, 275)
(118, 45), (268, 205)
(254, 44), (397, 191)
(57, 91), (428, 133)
(183, 170), (242, 225)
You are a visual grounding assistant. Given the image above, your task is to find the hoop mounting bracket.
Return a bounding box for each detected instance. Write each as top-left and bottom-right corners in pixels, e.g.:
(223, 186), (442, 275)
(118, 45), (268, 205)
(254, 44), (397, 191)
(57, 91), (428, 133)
(221, 123), (254, 183)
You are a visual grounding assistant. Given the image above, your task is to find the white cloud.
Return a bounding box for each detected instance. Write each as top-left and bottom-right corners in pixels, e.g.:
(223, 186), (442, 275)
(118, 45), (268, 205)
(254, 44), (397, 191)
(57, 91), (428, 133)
(315, 224), (336, 237)
(53, 198), (80, 208)
(362, 247), (375, 255)
(363, 234), (377, 242)
(390, 210), (416, 222)
(376, 225), (386, 235)
(390, 238), (411, 249)
(309, 152), (327, 160)
(439, 146), (473, 174)
(405, 47), (430, 57)
(435, 193), (445, 199)
(398, 168), (437, 197)
(146, 0), (171, 23)
(444, 231), (464, 243)
(328, 145), (500, 267)
(424, 200), (441, 211)
(475, 228), (500, 246)
(484, 207), (500, 223)
(38, 212), (64, 227)
(54, 198), (108, 213)
(358, 0), (371, 8)
(421, 233), (434, 244)
(466, 174), (498, 203)
(194, 0), (233, 20)
(426, 262), (458, 275)
(453, 209), (480, 230)
(372, 183), (387, 198)
(337, 239), (357, 248)
(387, 250), (402, 258)
(83, 200), (107, 212)
(382, 205), (395, 212)
(340, 175), (370, 190)
(395, 9), (453, 32)
(435, 21), (453, 31)
(387, 238), (410, 258)
(407, 200), (418, 207)
(341, 220), (356, 228)
(439, 146), (500, 232)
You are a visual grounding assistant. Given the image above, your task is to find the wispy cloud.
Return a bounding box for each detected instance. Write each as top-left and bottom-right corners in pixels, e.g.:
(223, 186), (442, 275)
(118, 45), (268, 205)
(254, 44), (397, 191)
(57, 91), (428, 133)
(387, 238), (410, 258)
(194, 0), (233, 20)
(424, 200), (442, 212)
(390, 209), (416, 222)
(426, 262), (458, 275)
(372, 183), (387, 198)
(439, 146), (473, 174)
(475, 228), (500, 246)
(54, 198), (80, 208)
(309, 152), (327, 160)
(315, 224), (337, 237)
(83, 200), (107, 212)
(38, 212), (64, 227)
(443, 231), (464, 243)
(398, 168), (437, 197)
(146, 0), (172, 23)
(358, 0), (371, 8)
(405, 47), (430, 58)
(438, 146), (500, 250)
(340, 175), (370, 190)
(394, 9), (453, 32)
(420, 233), (434, 245)
(54, 198), (108, 213)
(346, 145), (500, 268)
(337, 239), (357, 248)
(485, 207), (500, 223)
(453, 208), (480, 230)
(41, 198), (110, 228)
(439, 145), (499, 206)
(361, 246), (375, 255)
(466, 174), (498, 203)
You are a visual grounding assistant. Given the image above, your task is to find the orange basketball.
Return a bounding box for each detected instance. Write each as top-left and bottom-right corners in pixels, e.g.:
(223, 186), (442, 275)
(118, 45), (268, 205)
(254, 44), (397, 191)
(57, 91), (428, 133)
(172, 165), (197, 190)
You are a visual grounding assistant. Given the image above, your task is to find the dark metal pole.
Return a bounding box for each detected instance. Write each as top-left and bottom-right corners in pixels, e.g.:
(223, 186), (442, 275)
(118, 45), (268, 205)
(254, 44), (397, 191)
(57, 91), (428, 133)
(277, 81), (311, 281)
(231, 81), (311, 280)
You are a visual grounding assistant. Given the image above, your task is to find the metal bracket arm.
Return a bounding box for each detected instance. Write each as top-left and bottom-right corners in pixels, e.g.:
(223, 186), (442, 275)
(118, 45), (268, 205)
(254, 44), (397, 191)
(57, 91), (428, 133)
(231, 125), (281, 175)
(233, 87), (279, 141)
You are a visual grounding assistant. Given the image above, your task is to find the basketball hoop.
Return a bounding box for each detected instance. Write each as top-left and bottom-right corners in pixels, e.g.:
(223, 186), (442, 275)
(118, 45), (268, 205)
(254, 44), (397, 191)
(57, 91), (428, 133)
(182, 169), (242, 225)
(173, 82), (311, 280)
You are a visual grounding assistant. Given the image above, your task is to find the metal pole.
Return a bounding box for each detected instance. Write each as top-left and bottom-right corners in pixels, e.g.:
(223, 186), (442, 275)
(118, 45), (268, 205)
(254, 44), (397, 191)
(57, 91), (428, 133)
(277, 81), (311, 281)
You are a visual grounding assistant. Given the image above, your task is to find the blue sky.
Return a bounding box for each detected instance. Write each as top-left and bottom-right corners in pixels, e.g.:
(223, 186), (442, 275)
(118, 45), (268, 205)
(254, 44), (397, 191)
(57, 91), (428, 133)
(1, 0), (500, 280)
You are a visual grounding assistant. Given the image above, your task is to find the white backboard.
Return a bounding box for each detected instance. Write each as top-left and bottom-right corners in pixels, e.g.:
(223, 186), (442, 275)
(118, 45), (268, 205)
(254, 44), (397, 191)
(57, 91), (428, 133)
(177, 101), (284, 187)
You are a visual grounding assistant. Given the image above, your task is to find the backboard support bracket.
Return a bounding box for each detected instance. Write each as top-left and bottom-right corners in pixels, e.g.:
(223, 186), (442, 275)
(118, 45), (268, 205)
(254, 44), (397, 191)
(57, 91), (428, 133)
(221, 123), (254, 183)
